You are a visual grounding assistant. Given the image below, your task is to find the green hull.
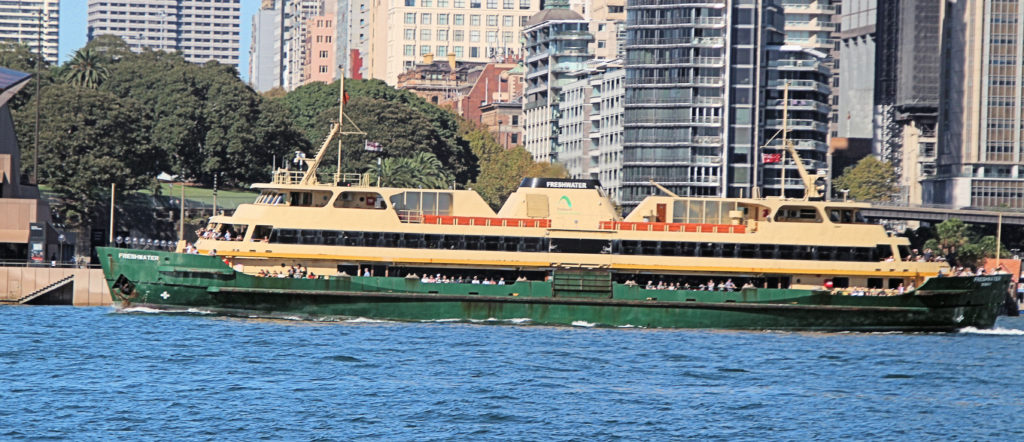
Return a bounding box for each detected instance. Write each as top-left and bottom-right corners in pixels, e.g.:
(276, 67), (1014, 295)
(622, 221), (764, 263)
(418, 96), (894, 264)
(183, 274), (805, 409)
(98, 247), (1010, 331)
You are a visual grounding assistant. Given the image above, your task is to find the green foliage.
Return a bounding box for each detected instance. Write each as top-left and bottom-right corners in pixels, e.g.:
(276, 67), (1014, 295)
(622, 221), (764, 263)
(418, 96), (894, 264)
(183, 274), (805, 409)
(14, 84), (157, 227)
(0, 42), (54, 111)
(63, 48), (109, 89)
(929, 218), (1009, 267)
(833, 156), (898, 202)
(276, 79), (477, 184)
(99, 50), (305, 186)
(370, 151), (452, 188)
(460, 122), (568, 209)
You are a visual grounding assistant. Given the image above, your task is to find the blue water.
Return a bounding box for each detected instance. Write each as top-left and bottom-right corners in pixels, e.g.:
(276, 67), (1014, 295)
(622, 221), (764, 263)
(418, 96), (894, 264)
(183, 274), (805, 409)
(1, 307), (1022, 440)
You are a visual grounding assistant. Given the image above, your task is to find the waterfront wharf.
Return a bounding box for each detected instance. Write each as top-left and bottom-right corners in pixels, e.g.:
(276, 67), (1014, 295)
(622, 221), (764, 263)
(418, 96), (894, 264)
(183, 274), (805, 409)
(0, 265), (110, 306)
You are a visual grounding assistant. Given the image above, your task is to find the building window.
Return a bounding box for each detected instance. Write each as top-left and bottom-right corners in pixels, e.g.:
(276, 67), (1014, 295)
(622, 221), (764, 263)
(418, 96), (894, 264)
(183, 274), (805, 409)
(439, 0), (448, 6)
(487, 0), (497, 8)
(502, 31), (512, 43)
(520, 15), (528, 26)
(438, 29), (448, 40)
(421, 13), (431, 24)
(437, 46), (448, 56)
(597, 40), (605, 48)
(470, 15), (480, 26)
(470, 46), (479, 57)
(438, 13), (449, 25)
(503, 15), (513, 26)
(405, 28), (415, 40)
(454, 14), (464, 25)
(470, 0), (481, 8)
(320, 50), (329, 58)
(503, 0), (513, 8)
(519, 0), (529, 9)
(404, 44), (415, 56)
(470, 30), (480, 42)
(454, 46), (464, 57)
(511, 115), (519, 125)
(454, 30), (464, 41)
(487, 30), (497, 43)
(421, 45), (431, 55)
(511, 133), (518, 144)
(455, 0), (465, 7)
(487, 15), (497, 26)
(421, 29), (432, 40)
(405, 0), (414, 5)
(422, 0), (432, 6)
(319, 65), (328, 73)
(405, 13), (416, 24)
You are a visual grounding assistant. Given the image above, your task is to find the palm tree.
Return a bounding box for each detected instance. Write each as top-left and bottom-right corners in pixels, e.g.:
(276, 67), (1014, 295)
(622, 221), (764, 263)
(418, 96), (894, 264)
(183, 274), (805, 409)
(373, 151), (451, 188)
(63, 49), (109, 89)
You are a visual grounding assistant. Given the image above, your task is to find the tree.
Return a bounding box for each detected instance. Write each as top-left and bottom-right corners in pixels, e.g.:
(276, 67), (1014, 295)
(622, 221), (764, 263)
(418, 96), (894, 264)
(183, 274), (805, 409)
(63, 48), (109, 89)
(99, 50), (307, 186)
(0, 42), (53, 111)
(832, 156), (898, 202)
(13, 84), (157, 227)
(371, 151), (452, 188)
(277, 79), (478, 184)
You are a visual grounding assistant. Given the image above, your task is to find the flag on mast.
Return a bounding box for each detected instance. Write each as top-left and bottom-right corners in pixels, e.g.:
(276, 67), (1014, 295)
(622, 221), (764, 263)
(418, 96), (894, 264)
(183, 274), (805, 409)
(762, 153), (782, 164)
(364, 140), (382, 152)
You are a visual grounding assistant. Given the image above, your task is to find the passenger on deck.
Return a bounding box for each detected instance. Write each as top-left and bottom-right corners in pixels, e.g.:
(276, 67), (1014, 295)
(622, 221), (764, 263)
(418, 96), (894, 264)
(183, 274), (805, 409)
(498, 278), (506, 285)
(724, 279), (737, 291)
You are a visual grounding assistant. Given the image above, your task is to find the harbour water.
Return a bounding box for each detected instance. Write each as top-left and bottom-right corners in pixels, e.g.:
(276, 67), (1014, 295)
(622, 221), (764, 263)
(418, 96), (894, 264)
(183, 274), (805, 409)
(2, 307), (1022, 440)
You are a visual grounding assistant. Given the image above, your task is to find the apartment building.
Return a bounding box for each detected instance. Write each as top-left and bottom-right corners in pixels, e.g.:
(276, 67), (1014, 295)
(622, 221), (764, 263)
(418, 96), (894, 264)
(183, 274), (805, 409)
(929, 0), (1024, 209)
(366, 0), (541, 84)
(621, 0), (785, 205)
(522, 8), (593, 163)
(88, 0), (241, 67)
(557, 59), (624, 201)
(0, 0), (59, 64)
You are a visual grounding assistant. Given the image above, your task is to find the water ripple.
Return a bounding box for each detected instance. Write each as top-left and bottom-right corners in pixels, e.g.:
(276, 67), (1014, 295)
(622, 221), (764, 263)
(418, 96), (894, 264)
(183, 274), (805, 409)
(0, 307), (1022, 440)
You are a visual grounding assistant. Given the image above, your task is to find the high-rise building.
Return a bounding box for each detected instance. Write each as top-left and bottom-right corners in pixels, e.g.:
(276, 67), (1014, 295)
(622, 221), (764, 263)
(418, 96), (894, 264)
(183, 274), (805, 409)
(250, 0), (345, 92)
(87, 0), (241, 68)
(571, 0), (626, 59)
(762, 1), (834, 198)
(835, 0), (874, 140)
(365, 0), (542, 85)
(0, 0), (59, 64)
(928, 0), (1024, 209)
(621, 0), (784, 205)
(557, 59), (624, 200)
(874, 0), (941, 205)
(249, 5), (284, 91)
(345, 0), (371, 78)
(522, 8), (593, 163)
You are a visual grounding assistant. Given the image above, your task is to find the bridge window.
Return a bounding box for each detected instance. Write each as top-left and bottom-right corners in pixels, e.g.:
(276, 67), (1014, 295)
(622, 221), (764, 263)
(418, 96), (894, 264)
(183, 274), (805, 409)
(775, 205), (821, 223)
(389, 191), (453, 216)
(335, 191), (387, 209)
(672, 200), (738, 224)
(827, 208), (863, 224)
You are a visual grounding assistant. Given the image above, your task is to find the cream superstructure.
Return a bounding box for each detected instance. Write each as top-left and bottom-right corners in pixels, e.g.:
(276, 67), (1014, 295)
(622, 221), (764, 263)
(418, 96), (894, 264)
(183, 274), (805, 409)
(194, 172), (943, 290)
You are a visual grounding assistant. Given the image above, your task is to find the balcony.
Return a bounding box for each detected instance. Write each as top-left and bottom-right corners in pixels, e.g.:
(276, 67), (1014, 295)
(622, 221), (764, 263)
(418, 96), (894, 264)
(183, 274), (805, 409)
(782, 2), (836, 15)
(625, 76), (723, 87)
(625, 96), (724, 107)
(625, 36), (724, 48)
(625, 56), (723, 68)
(764, 99), (831, 114)
(630, 16), (726, 27)
(767, 79), (830, 95)
(768, 59), (830, 75)
(764, 138), (828, 152)
(628, 0), (726, 8)
(765, 118), (828, 134)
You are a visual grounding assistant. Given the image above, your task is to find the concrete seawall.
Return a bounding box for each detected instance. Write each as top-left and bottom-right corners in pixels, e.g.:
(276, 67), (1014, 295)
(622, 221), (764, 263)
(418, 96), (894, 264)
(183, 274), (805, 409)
(0, 266), (111, 306)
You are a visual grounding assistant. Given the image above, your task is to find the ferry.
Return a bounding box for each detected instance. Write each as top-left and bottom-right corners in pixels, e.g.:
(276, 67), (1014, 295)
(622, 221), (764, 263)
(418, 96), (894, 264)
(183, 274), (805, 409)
(97, 83), (1011, 331)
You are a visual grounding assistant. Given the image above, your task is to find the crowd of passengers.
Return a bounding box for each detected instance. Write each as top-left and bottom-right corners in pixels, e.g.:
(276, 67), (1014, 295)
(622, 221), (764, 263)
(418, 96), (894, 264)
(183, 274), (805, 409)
(883, 248), (946, 263)
(197, 227), (246, 242)
(257, 265), (318, 279)
(636, 278), (752, 292)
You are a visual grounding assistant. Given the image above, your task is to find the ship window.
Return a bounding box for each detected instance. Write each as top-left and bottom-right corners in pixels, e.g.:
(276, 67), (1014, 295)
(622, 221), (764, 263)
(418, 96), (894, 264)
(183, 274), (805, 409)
(252, 225), (273, 242)
(389, 191), (453, 216)
(291, 192), (313, 206)
(774, 206), (821, 223)
(866, 278), (883, 289)
(336, 191), (387, 209)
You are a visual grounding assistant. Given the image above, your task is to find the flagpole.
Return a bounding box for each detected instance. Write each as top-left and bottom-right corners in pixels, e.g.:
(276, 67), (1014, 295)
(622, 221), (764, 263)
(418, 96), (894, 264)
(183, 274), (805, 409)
(781, 82), (789, 199)
(338, 64), (344, 180)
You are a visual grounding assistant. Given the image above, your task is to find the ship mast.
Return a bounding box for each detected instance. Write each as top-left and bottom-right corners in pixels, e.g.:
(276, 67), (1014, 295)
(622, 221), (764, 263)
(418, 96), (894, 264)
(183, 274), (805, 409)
(298, 64), (366, 186)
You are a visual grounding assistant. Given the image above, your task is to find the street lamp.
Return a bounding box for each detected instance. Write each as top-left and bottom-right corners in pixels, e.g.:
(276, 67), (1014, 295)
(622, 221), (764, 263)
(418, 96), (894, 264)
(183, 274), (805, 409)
(58, 233), (65, 264)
